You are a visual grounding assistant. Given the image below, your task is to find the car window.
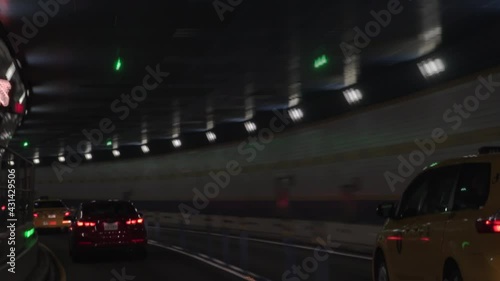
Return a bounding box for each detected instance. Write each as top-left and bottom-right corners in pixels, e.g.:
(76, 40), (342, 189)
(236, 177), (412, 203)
(82, 202), (137, 216)
(420, 166), (459, 215)
(396, 172), (431, 219)
(453, 163), (491, 211)
(34, 200), (66, 209)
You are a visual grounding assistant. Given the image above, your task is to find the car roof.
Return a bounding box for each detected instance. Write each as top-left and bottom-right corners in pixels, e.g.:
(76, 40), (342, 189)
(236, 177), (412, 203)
(425, 153), (500, 171)
(81, 200), (133, 205)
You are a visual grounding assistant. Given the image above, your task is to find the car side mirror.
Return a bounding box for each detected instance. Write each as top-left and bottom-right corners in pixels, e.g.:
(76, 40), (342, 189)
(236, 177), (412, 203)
(376, 203), (395, 219)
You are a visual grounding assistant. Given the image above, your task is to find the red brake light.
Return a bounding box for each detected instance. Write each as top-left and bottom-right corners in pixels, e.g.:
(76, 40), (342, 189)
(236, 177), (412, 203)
(64, 211), (70, 216)
(126, 218), (143, 225)
(476, 214), (500, 233)
(386, 235), (403, 241)
(1, 205), (5, 211)
(77, 221), (96, 227)
(33, 213), (38, 218)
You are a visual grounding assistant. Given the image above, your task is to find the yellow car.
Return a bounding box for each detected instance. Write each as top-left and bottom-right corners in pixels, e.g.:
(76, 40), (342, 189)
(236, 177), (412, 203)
(373, 146), (500, 281)
(33, 199), (72, 231)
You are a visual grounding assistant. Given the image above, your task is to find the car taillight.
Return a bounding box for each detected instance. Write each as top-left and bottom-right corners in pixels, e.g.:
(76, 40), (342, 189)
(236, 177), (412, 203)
(76, 221), (96, 227)
(476, 213), (500, 233)
(126, 218), (144, 225)
(64, 211), (70, 216)
(33, 213), (38, 218)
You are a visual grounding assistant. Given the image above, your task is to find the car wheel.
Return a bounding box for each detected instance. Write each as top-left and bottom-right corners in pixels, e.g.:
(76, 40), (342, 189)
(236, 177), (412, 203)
(443, 264), (463, 281)
(376, 259), (389, 281)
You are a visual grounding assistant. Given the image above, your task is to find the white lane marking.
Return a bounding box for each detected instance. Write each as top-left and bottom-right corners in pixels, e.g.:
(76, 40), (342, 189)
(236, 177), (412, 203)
(229, 265), (241, 271)
(148, 240), (267, 281)
(212, 258), (225, 265)
(40, 243), (67, 281)
(151, 226), (373, 261)
(0, 236), (39, 271)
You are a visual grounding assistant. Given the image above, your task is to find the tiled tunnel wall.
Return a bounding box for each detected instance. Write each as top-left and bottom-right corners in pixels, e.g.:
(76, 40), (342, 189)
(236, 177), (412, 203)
(34, 72), (500, 224)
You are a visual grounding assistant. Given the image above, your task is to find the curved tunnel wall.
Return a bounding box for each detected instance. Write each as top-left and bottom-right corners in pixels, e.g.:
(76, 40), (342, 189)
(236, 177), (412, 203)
(34, 70), (500, 223)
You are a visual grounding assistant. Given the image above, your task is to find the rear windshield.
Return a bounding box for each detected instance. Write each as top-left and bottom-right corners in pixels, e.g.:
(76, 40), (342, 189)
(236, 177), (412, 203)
(82, 202), (137, 216)
(34, 201), (66, 209)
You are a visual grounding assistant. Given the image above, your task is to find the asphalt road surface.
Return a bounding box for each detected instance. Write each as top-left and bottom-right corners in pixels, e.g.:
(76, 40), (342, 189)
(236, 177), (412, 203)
(37, 230), (254, 281)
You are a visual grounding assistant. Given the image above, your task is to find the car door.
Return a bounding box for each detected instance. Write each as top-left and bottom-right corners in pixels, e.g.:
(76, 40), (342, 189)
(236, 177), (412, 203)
(442, 163), (492, 281)
(385, 171), (432, 281)
(405, 165), (460, 281)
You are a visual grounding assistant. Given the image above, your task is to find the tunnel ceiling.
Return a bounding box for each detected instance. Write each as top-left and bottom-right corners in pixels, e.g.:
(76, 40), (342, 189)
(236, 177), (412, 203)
(0, 0), (499, 163)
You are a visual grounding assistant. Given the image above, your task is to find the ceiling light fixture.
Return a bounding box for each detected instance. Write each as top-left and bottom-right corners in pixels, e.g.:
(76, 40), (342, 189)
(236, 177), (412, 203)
(244, 121), (257, 133)
(288, 108), (304, 122)
(343, 88), (363, 105)
(418, 58), (445, 78)
(206, 131), (216, 143)
(172, 139), (182, 148)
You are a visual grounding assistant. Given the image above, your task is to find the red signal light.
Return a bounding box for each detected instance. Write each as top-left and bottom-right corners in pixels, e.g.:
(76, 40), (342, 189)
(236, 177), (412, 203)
(13, 102), (24, 114)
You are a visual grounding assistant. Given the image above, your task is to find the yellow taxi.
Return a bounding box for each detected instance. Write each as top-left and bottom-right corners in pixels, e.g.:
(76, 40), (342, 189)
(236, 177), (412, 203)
(373, 147), (500, 281)
(33, 198), (72, 231)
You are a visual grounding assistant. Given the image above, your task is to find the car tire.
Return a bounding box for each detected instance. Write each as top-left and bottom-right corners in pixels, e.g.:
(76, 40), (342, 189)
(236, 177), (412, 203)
(443, 263), (463, 281)
(375, 258), (390, 281)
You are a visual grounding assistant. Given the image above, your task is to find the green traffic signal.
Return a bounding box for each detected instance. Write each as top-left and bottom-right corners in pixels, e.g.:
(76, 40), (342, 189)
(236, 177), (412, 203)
(314, 54), (328, 69)
(114, 57), (122, 71)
